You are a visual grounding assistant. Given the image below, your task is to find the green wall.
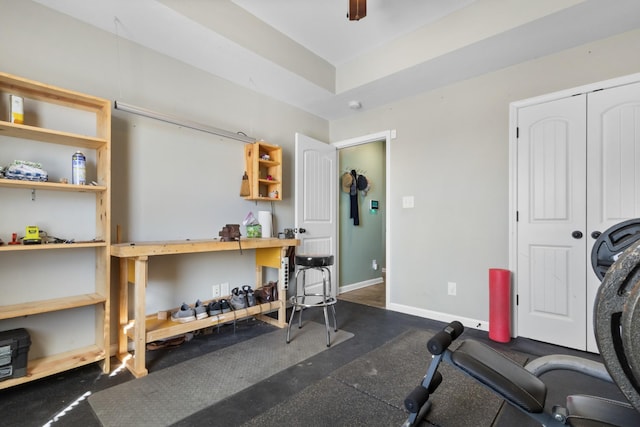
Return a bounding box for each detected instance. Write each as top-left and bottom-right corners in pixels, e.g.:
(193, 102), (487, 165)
(339, 140), (386, 288)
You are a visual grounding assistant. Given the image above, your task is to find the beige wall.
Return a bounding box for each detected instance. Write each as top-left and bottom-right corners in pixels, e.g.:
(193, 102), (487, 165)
(0, 1), (328, 348)
(331, 28), (640, 327)
(3, 0), (640, 346)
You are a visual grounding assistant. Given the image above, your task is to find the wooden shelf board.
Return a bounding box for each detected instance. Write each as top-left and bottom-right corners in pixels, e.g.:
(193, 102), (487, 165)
(258, 159), (280, 167)
(258, 179), (281, 185)
(0, 178), (106, 192)
(111, 238), (297, 258)
(0, 345), (106, 390)
(0, 293), (107, 319)
(245, 196), (281, 201)
(0, 72), (109, 112)
(0, 241), (107, 252)
(0, 121), (107, 149)
(129, 301), (283, 343)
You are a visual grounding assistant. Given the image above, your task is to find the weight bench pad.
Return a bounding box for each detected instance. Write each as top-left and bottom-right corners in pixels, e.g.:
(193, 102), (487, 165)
(450, 340), (547, 413)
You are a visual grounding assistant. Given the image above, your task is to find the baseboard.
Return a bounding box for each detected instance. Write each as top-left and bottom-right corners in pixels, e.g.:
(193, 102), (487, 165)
(387, 302), (489, 332)
(339, 277), (384, 294)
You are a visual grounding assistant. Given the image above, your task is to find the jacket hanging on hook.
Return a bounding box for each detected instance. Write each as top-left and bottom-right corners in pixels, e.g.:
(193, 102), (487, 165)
(350, 169), (359, 225)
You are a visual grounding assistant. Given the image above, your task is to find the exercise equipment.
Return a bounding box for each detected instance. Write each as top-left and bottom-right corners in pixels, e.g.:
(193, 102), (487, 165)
(402, 319), (640, 426)
(591, 218), (640, 281)
(403, 219), (640, 426)
(594, 239), (640, 412)
(488, 268), (510, 343)
(591, 218), (640, 411)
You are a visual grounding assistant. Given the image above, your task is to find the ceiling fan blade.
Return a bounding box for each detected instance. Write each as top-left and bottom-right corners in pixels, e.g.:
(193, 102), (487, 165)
(348, 0), (367, 21)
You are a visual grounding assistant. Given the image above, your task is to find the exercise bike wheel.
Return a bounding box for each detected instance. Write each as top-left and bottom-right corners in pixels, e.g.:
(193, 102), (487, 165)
(594, 239), (640, 412)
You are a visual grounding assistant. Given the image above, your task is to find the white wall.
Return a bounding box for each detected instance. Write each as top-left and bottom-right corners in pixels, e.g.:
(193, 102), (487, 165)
(0, 1), (327, 346)
(331, 28), (640, 329)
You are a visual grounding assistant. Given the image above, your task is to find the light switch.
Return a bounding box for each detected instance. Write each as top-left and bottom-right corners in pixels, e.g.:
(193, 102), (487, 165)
(402, 196), (414, 209)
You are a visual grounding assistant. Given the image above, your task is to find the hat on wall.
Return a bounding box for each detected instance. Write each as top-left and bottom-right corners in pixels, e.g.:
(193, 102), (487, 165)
(341, 172), (353, 193)
(357, 174), (371, 195)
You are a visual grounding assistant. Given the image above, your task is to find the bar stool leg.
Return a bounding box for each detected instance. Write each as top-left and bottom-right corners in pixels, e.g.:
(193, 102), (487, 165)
(323, 304), (331, 347)
(286, 301), (295, 343)
(298, 268), (306, 329)
(286, 267), (306, 343)
(326, 268), (338, 332)
(320, 268), (330, 347)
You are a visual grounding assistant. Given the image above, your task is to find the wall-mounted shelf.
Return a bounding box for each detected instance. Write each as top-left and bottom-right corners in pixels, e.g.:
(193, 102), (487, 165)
(0, 178), (107, 192)
(0, 121), (108, 149)
(0, 294), (107, 320)
(244, 141), (282, 201)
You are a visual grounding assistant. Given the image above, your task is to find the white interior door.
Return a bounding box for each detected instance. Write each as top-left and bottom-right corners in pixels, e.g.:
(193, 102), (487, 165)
(517, 95), (588, 350)
(294, 132), (338, 298)
(586, 81), (640, 352)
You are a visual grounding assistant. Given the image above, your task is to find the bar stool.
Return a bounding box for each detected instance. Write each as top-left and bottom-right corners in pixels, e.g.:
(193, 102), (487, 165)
(286, 254), (337, 347)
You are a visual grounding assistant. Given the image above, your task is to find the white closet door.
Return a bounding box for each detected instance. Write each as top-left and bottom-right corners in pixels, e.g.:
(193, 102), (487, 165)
(586, 81), (640, 352)
(517, 95), (587, 350)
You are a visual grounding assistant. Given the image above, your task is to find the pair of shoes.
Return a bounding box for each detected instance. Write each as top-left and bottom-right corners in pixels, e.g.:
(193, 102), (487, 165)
(171, 303), (196, 323)
(243, 285), (257, 307)
(207, 300), (222, 315)
(220, 299), (232, 313)
(207, 298), (232, 315)
(146, 335), (186, 350)
(230, 287), (247, 310)
(256, 281), (278, 303)
(230, 286), (257, 309)
(194, 299), (208, 320)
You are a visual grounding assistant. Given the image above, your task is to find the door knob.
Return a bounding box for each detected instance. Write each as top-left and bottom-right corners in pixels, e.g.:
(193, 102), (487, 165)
(572, 230), (583, 239)
(591, 231), (601, 239)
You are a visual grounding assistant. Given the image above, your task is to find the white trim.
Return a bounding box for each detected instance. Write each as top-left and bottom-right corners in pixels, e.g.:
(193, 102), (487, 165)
(508, 102), (519, 337)
(333, 130), (393, 149)
(511, 72), (640, 109)
(339, 277), (384, 294)
(333, 129), (394, 310)
(508, 72), (640, 339)
(387, 302), (490, 332)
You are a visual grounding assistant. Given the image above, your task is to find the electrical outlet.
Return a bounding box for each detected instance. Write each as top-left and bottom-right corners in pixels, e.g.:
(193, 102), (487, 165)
(212, 284), (221, 298)
(448, 282), (457, 296)
(372, 259), (378, 270)
(220, 282), (230, 297)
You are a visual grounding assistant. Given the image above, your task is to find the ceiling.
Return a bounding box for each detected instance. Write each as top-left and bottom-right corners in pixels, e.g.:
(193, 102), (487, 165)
(32, 0), (640, 120)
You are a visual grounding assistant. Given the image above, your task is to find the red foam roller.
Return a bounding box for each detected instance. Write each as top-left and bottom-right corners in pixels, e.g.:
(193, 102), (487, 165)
(489, 268), (511, 343)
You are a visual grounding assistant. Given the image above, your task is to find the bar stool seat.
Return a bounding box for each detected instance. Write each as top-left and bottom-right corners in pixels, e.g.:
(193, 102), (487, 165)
(286, 254), (337, 347)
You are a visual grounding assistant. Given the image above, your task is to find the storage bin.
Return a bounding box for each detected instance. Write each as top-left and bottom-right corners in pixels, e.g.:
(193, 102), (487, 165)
(0, 328), (31, 381)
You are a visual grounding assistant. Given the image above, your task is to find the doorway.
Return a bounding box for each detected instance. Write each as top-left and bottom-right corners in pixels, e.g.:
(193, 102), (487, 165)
(334, 131), (391, 308)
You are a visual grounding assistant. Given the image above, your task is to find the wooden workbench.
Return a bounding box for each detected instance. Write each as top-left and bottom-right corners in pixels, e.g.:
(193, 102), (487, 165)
(111, 238), (298, 378)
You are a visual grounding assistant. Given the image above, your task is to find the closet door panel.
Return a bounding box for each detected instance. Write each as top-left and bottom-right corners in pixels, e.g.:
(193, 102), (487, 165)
(517, 95), (587, 350)
(586, 81), (640, 352)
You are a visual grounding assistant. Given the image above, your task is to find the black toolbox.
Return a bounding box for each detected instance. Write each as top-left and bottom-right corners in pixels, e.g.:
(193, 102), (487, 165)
(0, 328), (31, 381)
